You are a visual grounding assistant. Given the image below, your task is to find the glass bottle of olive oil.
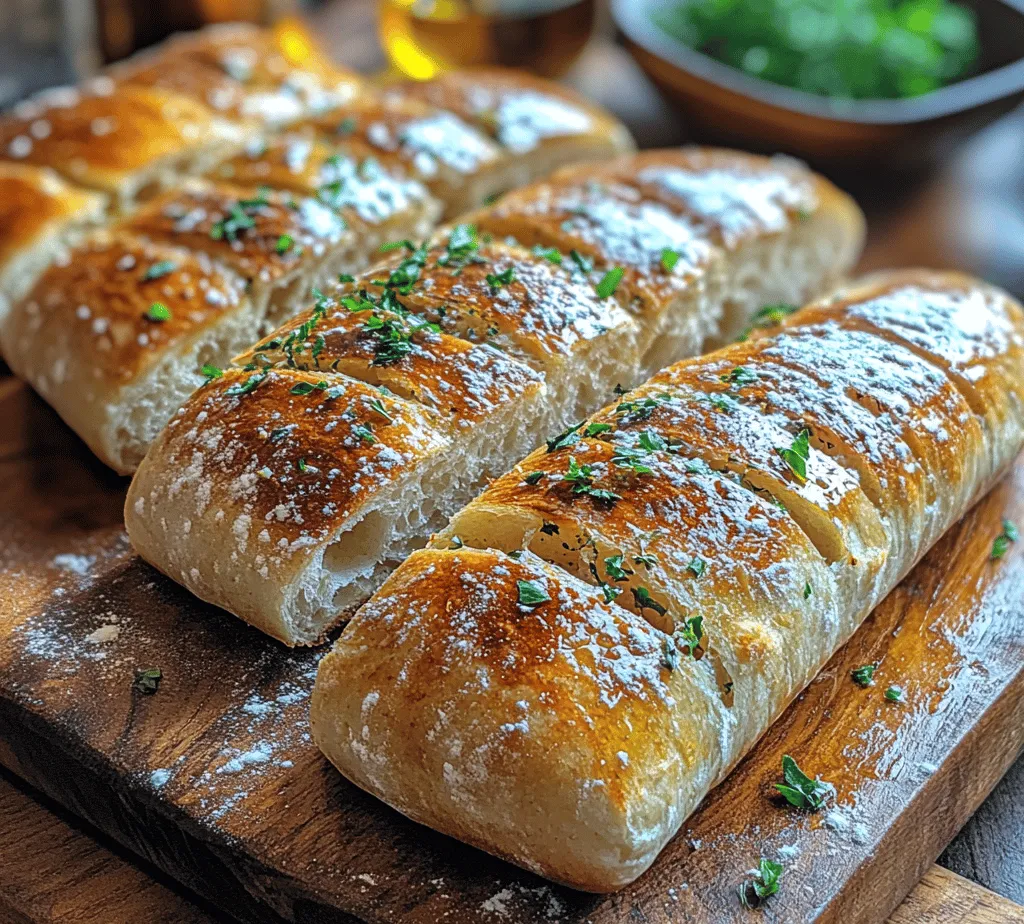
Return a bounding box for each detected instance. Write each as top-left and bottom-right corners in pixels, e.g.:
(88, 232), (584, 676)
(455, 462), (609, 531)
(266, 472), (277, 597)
(378, 0), (596, 80)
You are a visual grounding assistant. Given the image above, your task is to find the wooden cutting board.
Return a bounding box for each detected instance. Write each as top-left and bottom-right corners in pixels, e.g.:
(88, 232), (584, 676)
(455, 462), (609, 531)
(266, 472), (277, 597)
(1, 377), (1023, 924)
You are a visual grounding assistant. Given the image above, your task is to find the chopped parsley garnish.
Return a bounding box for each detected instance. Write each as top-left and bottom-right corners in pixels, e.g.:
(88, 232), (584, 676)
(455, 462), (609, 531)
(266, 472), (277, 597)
(297, 458), (309, 472)
(200, 364), (223, 382)
(486, 266), (517, 290)
(546, 421), (583, 453)
(610, 445), (654, 475)
(134, 667), (162, 695)
(803, 582), (813, 599)
(585, 422), (613, 437)
(569, 249), (593, 275)
(777, 428), (810, 481)
(775, 754), (831, 811)
(224, 371), (267, 396)
(290, 380), (328, 395)
(368, 398), (393, 421)
(738, 303), (799, 341)
(660, 248), (680, 272)
(532, 245), (563, 264)
(353, 424), (376, 444)
(851, 663), (876, 686)
(380, 239), (416, 253)
(141, 260), (176, 281)
(561, 457), (621, 503)
(516, 579), (550, 607)
(638, 429), (666, 452)
(738, 859), (783, 910)
(523, 471), (545, 485)
(676, 614), (703, 655)
(436, 224), (482, 274)
(275, 233), (295, 254)
(604, 554), (632, 581)
(631, 585), (667, 617)
(595, 266), (625, 299)
(992, 519), (1018, 559)
(884, 685), (904, 702)
(615, 393), (671, 421)
(210, 190), (269, 241)
(722, 366), (758, 386)
(145, 302), (171, 322)
(687, 556), (706, 578)
(338, 273), (356, 284)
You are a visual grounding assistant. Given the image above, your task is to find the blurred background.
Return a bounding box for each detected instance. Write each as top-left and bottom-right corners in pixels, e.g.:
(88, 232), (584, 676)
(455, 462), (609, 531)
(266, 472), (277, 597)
(1, 0), (1022, 299)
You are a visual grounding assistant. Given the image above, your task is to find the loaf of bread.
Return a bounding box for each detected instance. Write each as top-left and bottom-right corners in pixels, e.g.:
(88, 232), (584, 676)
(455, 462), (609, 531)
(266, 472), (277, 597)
(0, 23), (633, 471)
(310, 269), (1024, 892)
(124, 148), (864, 644)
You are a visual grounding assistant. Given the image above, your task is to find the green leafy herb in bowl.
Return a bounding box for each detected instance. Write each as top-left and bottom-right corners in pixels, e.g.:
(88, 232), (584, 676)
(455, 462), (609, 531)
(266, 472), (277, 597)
(654, 0), (980, 100)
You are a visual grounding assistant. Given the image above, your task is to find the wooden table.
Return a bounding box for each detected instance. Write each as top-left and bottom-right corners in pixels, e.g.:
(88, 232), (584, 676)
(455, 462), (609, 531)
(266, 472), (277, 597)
(1, 5), (1023, 921)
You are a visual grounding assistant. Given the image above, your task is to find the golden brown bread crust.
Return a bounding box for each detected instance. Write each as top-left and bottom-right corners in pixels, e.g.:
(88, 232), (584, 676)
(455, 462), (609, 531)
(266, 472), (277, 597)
(389, 67), (635, 160)
(116, 22), (365, 126)
(125, 147), (865, 642)
(0, 164), (106, 312)
(312, 269), (1024, 891)
(123, 181), (350, 288)
(0, 231), (250, 472)
(0, 83), (243, 203)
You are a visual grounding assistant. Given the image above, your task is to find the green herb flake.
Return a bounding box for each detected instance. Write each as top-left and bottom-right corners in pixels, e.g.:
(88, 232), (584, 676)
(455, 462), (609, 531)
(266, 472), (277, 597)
(777, 428), (810, 481)
(676, 614), (703, 655)
(368, 397), (393, 421)
(803, 582), (812, 599)
(851, 663), (876, 687)
(546, 421), (583, 453)
(774, 754), (832, 811)
(201, 364), (223, 382)
(585, 422), (613, 437)
(485, 266), (517, 290)
(723, 366), (758, 386)
(353, 424), (376, 444)
(523, 470), (545, 486)
(660, 248), (680, 272)
(884, 685), (904, 702)
(290, 380), (328, 395)
(275, 233), (295, 255)
(604, 554), (631, 581)
(145, 302), (171, 322)
(141, 260), (176, 281)
(738, 858), (783, 910)
(224, 371), (267, 397)
(532, 245), (563, 265)
(517, 579), (550, 607)
(687, 556), (706, 578)
(992, 519), (1018, 559)
(738, 303), (799, 341)
(134, 667), (162, 695)
(595, 266), (625, 299)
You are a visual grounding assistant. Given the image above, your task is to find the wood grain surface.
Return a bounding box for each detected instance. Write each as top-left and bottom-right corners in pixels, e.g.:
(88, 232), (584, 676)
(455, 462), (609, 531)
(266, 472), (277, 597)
(1, 353), (1023, 924)
(0, 770), (216, 924)
(2, 765), (1020, 924)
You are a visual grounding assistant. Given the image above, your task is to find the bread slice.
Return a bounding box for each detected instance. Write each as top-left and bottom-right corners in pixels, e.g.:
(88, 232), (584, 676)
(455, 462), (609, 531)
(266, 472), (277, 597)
(387, 67), (636, 191)
(0, 164), (106, 323)
(312, 269), (1024, 891)
(114, 21), (366, 127)
(126, 148), (865, 644)
(0, 83), (245, 208)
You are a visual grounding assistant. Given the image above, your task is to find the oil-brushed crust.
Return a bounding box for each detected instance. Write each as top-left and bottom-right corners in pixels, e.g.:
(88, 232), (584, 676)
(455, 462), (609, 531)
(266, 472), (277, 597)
(126, 148), (865, 643)
(312, 270), (1024, 891)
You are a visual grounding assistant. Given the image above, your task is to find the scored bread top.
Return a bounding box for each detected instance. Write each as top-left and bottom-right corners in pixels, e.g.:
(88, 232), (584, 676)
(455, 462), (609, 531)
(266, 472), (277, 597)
(0, 83), (243, 197)
(116, 22), (365, 126)
(126, 146), (865, 645)
(389, 67), (633, 157)
(0, 163), (106, 301)
(313, 545), (731, 890)
(123, 181), (350, 287)
(234, 288), (544, 430)
(2, 231), (248, 389)
(312, 268), (1024, 891)
(209, 138), (433, 226)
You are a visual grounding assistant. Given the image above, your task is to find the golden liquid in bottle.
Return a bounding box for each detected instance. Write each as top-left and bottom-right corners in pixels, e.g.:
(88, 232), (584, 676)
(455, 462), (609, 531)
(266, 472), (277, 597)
(378, 0), (596, 80)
